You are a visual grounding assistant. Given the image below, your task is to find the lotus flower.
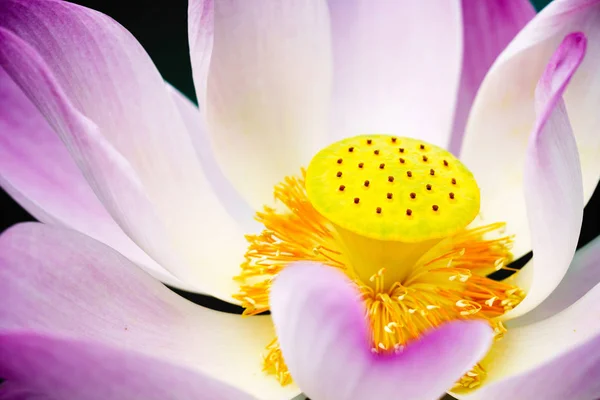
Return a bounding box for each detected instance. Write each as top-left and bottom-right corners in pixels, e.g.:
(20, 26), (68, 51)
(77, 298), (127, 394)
(1, 0), (600, 399)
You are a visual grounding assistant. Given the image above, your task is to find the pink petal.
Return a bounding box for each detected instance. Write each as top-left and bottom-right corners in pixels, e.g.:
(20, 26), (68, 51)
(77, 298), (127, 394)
(0, 381), (46, 399)
(503, 32), (585, 320)
(0, 0), (249, 301)
(0, 223), (299, 399)
(270, 263), (493, 400)
(460, 0), (600, 261)
(327, 1), (463, 148)
(0, 332), (253, 400)
(510, 235), (600, 327)
(463, 283), (600, 400)
(0, 67), (187, 290)
(188, 0), (332, 209)
(449, 0), (535, 154)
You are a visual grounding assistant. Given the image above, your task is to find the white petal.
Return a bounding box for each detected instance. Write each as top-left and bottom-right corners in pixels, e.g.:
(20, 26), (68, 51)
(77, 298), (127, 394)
(501, 32), (585, 320)
(166, 84), (258, 231)
(458, 282), (600, 400)
(510, 235), (600, 327)
(327, 0), (463, 148)
(460, 0), (600, 261)
(189, 0), (333, 209)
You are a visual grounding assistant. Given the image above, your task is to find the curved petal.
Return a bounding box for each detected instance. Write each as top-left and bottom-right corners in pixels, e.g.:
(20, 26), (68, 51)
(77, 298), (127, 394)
(270, 263), (494, 400)
(460, 0), (600, 261)
(509, 234), (600, 327)
(461, 282), (600, 400)
(0, 0), (248, 301)
(0, 66), (189, 289)
(189, 0), (333, 209)
(327, 1), (463, 148)
(0, 223), (300, 399)
(166, 84), (258, 231)
(449, 0), (535, 154)
(0, 332), (254, 400)
(501, 32), (585, 320)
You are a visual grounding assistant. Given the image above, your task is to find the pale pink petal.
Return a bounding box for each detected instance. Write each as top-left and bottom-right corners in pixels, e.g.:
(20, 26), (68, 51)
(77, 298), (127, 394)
(460, 283), (600, 400)
(0, 67), (188, 289)
(270, 263), (493, 400)
(0, 332), (254, 400)
(166, 84), (257, 229)
(188, 0), (332, 209)
(0, 27), (185, 283)
(510, 235), (600, 327)
(502, 32), (585, 320)
(449, 0), (535, 154)
(327, 1), (463, 148)
(0, 0), (249, 301)
(460, 0), (600, 261)
(0, 223), (299, 399)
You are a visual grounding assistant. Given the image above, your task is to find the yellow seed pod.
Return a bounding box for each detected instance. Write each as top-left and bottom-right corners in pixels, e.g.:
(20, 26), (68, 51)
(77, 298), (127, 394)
(305, 135), (480, 243)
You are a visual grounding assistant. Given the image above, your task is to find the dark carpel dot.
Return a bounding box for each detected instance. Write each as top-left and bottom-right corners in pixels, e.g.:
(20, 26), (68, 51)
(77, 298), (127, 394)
(349, 147), (354, 153)
(399, 158), (405, 164)
(374, 150), (380, 155)
(364, 180), (370, 187)
(426, 184), (432, 191)
(430, 169), (435, 176)
(432, 205), (439, 211)
(388, 176), (395, 182)
(410, 192), (416, 199)
(387, 193), (393, 199)
(407, 171), (412, 178)
(449, 192), (455, 199)
(379, 163), (385, 169)
(367, 139), (373, 145)
(354, 197), (360, 204)
(406, 209), (413, 216)
(337, 158), (343, 164)
(359, 162), (364, 169)
(336, 171), (343, 178)
(339, 185), (346, 192)
(376, 207), (382, 214)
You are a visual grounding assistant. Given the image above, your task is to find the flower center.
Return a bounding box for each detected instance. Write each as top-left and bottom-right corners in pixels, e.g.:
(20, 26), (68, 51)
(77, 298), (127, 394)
(305, 135), (480, 288)
(234, 134), (525, 391)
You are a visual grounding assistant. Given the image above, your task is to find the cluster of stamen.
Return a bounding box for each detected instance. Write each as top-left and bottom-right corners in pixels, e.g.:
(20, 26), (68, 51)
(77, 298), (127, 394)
(233, 135), (525, 391)
(233, 172), (345, 315)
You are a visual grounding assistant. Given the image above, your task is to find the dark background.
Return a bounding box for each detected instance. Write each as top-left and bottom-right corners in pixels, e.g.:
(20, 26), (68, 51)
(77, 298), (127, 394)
(0, 1), (598, 399)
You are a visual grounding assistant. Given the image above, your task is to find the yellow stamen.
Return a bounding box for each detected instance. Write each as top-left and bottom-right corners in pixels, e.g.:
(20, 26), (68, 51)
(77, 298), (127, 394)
(233, 172), (346, 315)
(262, 338), (292, 386)
(454, 363), (487, 390)
(234, 134), (525, 390)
